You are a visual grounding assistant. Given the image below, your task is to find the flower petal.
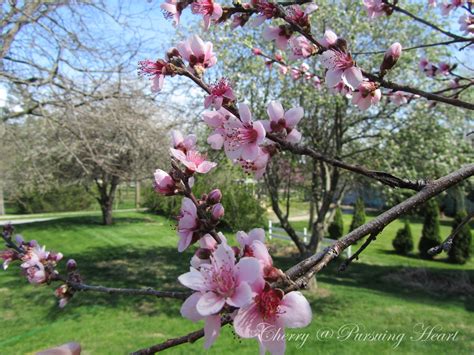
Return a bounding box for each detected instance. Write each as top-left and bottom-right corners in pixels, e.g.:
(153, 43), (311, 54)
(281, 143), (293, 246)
(284, 107), (304, 128)
(279, 291), (312, 328)
(204, 314), (222, 349)
(227, 282), (252, 308)
(181, 293), (204, 322)
(197, 291), (226, 316)
(267, 101), (284, 121)
(235, 257), (262, 284)
(178, 267), (206, 291)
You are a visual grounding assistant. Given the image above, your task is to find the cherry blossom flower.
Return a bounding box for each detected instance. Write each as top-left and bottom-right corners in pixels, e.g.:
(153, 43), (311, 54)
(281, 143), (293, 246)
(204, 78), (236, 109)
(320, 49), (363, 90)
(440, 0), (464, 16)
(419, 58), (437, 77)
(252, 47), (263, 56)
(352, 81), (382, 110)
(262, 25), (293, 50)
(222, 103), (266, 161)
(154, 169), (177, 196)
(363, 0), (389, 18)
(171, 148), (217, 174)
(459, 14), (474, 35)
(234, 282), (312, 354)
(138, 59), (170, 92)
(191, 0), (223, 30)
(428, 0), (437, 7)
(437, 62), (451, 75)
(318, 29), (338, 48)
(177, 197), (200, 252)
(178, 243), (262, 317)
(261, 101), (304, 144)
(330, 80), (353, 97)
(177, 35), (217, 76)
(278, 64), (288, 75)
(207, 189), (222, 204)
(203, 108), (234, 150)
(311, 76), (322, 90)
(161, 0), (189, 26)
(237, 147), (270, 179)
(20, 244), (63, 284)
(211, 203), (225, 220)
(171, 130), (197, 153)
(288, 36), (317, 60)
(389, 91), (409, 106)
(286, 4), (318, 31)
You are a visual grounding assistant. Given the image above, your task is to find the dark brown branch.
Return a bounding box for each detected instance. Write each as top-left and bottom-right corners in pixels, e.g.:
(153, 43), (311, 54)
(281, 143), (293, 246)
(338, 232), (379, 272)
(428, 210), (474, 256)
(284, 163), (474, 291)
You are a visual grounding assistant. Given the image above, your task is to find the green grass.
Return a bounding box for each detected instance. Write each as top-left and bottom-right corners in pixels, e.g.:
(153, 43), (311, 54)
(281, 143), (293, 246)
(0, 212), (473, 354)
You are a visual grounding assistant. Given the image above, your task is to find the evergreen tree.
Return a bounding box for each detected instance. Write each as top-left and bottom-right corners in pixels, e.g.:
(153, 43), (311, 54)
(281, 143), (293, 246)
(328, 207), (344, 239)
(392, 220), (414, 255)
(350, 197), (366, 232)
(418, 199), (441, 259)
(448, 210), (472, 264)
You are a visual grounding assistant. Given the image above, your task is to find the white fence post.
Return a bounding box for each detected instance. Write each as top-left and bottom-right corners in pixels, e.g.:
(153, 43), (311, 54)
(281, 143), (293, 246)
(347, 245), (352, 258)
(303, 227), (307, 244)
(268, 220), (273, 240)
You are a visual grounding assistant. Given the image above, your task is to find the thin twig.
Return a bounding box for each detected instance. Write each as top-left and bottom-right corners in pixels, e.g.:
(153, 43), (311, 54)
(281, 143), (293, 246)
(338, 232), (379, 271)
(428, 210), (474, 256)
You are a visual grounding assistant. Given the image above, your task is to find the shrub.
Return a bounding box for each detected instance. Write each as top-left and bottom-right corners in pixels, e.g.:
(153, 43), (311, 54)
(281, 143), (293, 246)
(392, 220), (414, 255)
(418, 199), (441, 259)
(350, 197), (366, 232)
(448, 210), (472, 264)
(328, 207), (344, 239)
(14, 185), (94, 214)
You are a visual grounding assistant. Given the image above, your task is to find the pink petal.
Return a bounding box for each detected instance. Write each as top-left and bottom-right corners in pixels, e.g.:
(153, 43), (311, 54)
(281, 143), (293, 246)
(325, 69), (343, 88)
(178, 231), (193, 252)
(343, 67), (363, 90)
(235, 257), (262, 284)
(248, 228), (265, 243)
(178, 267), (206, 291)
(190, 35), (206, 57)
(151, 75), (164, 92)
(279, 291), (312, 328)
(284, 107), (304, 128)
(260, 120), (271, 132)
(182, 197), (197, 216)
(241, 144), (259, 161)
(250, 240), (273, 268)
(204, 315), (221, 349)
(238, 103), (252, 123)
(227, 282), (252, 308)
(253, 121), (266, 144)
(196, 160), (217, 174)
(275, 36), (288, 50)
(267, 101), (284, 121)
(260, 335), (286, 355)
(286, 129), (302, 143)
(236, 231), (249, 248)
(170, 148), (187, 162)
(233, 302), (264, 338)
(207, 133), (224, 150)
(212, 243), (236, 269)
(181, 293), (204, 321)
(262, 26), (279, 41)
(197, 291), (226, 316)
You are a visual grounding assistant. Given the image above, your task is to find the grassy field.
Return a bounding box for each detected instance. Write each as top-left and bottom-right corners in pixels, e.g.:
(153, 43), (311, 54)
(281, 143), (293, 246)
(0, 212), (473, 354)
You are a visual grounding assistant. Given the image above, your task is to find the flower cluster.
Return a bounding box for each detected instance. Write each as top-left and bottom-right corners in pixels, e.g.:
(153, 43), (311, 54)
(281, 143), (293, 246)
(419, 58), (452, 77)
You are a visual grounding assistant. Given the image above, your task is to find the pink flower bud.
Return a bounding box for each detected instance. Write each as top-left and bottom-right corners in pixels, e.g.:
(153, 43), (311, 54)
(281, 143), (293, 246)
(207, 189), (222, 204)
(211, 203), (225, 220)
(67, 259), (77, 271)
(154, 169), (176, 196)
(252, 47), (262, 55)
(380, 42), (402, 74)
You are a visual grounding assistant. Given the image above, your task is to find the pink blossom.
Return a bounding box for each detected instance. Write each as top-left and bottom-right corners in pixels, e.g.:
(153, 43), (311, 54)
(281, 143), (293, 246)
(363, 0), (388, 18)
(330, 81), (353, 96)
(459, 14), (474, 35)
(154, 169), (177, 196)
(286, 4), (317, 30)
(261, 101), (304, 144)
(177, 197), (200, 252)
(428, 0), (437, 7)
(437, 62), (451, 75)
(419, 58), (437, 77)
(223, 103), (266, 161)
(161, 0), (188, 26)
(237, 228), (265, 249)
(237, 148), (270, 179)
(231, 14), (250, 29)
(170, 148), (217, 174)
(319, 29), (338, 48)
(320, 49), (363, 90)
(352, 82), (382, 110)
(190, 232), (227, 269)
(211, 203), (225, 220)
(171, 130), (196, 153)
(252, 47), (263, 56)
(203, 108), (234, 150)
(234, 282), (312, 354)
(207, 189), (222, 204)
(389, 91), (409, 106)
(278, 64), (288, 75)
(138, 59), (169, 92)
(178, 243), (262, 317)
(191, 0), (223, 30)
(288, 36), (317, 60)
(20, 244), (62, 284)
(311, 75), (322, 90)
(262, 25), (293, 50)
(440, 0), (464, 16)
(177, 35), (217, 75)
(204, 78), (236, 109)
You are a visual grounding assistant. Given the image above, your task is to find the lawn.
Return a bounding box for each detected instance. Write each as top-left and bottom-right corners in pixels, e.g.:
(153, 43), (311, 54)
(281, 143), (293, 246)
(0, 212), (473, 354)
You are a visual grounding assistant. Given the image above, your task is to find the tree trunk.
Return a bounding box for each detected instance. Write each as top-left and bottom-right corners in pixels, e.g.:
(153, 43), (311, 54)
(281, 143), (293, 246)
(101, 203), (113, 225)
(96, 175), (119, 225)
(135, 179), (140, 209)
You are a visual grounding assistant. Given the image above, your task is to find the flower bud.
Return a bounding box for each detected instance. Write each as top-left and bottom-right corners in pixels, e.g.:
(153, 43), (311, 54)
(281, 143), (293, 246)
(154, 169), (176, 196)
(252, 47), (262, 56)
(211, 203), (225, 220)
(380, 42), (402, 75)
(207, 189), (222, 204)
(66, 259), (77, 272)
